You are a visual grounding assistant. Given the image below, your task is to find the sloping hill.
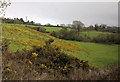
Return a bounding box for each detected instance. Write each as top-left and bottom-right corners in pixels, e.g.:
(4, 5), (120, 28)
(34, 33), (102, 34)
(2, 24), (118, 67)
(2, 24), (80, 52)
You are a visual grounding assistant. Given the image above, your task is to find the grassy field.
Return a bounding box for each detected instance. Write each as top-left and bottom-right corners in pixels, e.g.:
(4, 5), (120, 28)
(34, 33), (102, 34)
(42, 26), (112, 38)
(2, 24), (119, 68)
(25, 25), (62, 32)
(66, 41), (118, 67)
(79, 31), (112, 38)
(43, 26), (62, 32)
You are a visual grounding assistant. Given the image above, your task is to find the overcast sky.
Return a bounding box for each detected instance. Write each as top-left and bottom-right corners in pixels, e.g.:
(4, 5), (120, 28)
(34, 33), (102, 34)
(5, 2), (118, 26)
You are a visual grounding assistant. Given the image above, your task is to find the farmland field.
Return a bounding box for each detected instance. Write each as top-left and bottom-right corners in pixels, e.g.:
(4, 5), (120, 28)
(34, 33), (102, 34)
(43, 26), (62, 32)
(43, 26), (113, 38)
(24, 25), (62, 32)
(2, 24), (119, 68)
(66, 41), (118, 67)
(79, 31), (112, 38)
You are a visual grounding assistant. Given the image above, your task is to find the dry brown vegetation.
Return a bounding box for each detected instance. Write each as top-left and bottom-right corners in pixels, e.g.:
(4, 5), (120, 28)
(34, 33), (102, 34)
(2, 39), (119, 80)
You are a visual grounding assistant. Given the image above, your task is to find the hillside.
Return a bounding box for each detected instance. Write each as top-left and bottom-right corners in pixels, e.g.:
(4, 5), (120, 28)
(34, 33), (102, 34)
(2, 23), (119, 67)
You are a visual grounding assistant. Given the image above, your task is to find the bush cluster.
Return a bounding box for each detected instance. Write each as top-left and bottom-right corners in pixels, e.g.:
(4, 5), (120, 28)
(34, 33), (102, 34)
(50, 28), (120, 44)
(92, 34), (120, 44)
(27, 26), (47, 33)
(2, 39), (119, 80)
(27, 39), (89, 75)
(2, 39), (89, 80)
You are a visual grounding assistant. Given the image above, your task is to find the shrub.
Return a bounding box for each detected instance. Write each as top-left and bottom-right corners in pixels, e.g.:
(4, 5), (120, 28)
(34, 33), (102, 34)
(2, 39), (10, 53)
(92, 34), (120, 44)
(2, 39), (90, 80)
(2, 39), (119, 80)
(27, 26), (47, 33)
(37, 27), (46, 33)
(50, 28), (120, 44)
(50, 31), (58, 37)
(45, 38), (54, 45)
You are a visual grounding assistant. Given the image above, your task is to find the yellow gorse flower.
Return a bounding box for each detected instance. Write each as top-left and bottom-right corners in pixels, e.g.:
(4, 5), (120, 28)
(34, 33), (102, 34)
(63, 66), (67, 71)
(40, 64), (46, 68)
(58, 66), (61, 68)
(64, 66), (67, 69)
(41, 64), (44, 67)
(32, 52), (38, 57)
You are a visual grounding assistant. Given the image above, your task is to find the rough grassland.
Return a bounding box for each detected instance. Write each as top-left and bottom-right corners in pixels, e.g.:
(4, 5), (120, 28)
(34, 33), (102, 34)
(2, 24), (119, 68)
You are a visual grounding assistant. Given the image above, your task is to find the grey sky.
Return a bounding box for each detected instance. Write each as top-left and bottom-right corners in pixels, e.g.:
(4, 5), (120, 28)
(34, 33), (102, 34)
(5, 2), (118, 26)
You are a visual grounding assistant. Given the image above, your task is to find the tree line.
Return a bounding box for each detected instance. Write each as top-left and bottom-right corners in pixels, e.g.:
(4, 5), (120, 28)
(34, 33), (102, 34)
(2, 18), (40, 26)
(3, 18), (119, 33)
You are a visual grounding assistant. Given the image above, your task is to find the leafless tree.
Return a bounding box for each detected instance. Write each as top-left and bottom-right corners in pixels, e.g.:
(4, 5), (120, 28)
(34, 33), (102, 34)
(72, 20), (84, 31)
(0, 0), (11, 17)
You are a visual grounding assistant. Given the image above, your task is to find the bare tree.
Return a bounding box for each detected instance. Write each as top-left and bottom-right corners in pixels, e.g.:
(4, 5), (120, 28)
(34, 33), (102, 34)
(0, 0), (11, 17)
(72, 20), (84, 32)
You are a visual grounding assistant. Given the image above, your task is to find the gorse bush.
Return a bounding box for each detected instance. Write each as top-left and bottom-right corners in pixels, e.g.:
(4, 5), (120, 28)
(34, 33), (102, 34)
(2, 39), (119, 80)
(2, 39), (90, 80)
(28, 39), (89, 75)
